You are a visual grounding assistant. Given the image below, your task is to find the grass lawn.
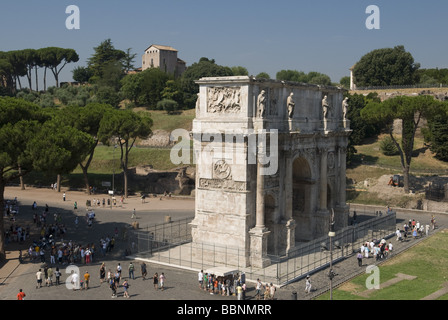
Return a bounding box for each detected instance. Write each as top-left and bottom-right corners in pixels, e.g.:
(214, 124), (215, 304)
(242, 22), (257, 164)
(351, 134), (448, 174)
(317, 230), (448, 300)
(134, 108), (195, 132)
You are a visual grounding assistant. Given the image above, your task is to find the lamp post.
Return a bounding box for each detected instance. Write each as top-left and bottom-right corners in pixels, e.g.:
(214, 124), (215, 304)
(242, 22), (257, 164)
(328, 209), (335, 300)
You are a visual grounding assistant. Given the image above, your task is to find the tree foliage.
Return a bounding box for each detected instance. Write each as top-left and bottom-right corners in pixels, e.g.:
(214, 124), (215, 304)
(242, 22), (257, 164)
(180, 57), (233, 108)
(423, 102), (448, 161)
(0, 97), (92, 260)
(361, 95), (440, 192)
(344, 93), (384, 165)
(353, 46), (420, 87)
(98, 109), (153, 197)
(276, 69), (332, 85)
(87, 39), (126, 79)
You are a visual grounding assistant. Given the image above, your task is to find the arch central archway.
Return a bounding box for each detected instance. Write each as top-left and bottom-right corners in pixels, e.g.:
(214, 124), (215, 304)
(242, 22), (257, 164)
(292, 157), (313, 242)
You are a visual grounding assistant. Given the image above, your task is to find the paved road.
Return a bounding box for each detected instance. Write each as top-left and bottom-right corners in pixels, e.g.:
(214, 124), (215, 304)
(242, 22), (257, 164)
(1, 186), (447, 302)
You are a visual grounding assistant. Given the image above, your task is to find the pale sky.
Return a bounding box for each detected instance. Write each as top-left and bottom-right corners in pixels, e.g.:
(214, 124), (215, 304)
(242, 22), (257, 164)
(1, 0), (447, 87)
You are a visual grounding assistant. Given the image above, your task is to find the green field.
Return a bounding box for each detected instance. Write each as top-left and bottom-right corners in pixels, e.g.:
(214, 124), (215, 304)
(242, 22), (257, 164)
(351, 134), (448, 174)
(317, 231), (448, 300)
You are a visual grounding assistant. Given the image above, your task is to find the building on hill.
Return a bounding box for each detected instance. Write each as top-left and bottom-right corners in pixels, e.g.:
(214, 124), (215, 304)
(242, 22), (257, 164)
(142, 44), (186, 78)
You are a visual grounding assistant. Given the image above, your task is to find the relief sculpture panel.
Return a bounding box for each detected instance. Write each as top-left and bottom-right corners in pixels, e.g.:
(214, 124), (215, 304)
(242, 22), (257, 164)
(207, 87), (242, 114)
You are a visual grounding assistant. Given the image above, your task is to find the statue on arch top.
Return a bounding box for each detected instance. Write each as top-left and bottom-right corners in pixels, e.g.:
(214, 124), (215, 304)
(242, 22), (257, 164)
(257, 90), (266, 118)
(322, 95), (330, 119)
(342, 97), (349, 120)
(287, 92), (295, 119)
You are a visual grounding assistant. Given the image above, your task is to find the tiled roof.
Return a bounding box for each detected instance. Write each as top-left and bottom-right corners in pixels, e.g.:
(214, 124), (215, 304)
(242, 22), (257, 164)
(145, 44), (178, 52)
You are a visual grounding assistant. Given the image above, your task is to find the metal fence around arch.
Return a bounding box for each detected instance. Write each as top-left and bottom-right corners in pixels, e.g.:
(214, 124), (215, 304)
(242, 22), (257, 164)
(128, 212), (397, 286)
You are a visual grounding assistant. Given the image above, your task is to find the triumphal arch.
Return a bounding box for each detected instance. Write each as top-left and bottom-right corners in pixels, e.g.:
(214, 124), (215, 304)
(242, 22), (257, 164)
(190, 76), (351, 268)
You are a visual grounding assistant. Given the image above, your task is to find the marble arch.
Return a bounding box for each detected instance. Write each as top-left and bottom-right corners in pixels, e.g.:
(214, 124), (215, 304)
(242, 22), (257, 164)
(190, 76), (351, 268)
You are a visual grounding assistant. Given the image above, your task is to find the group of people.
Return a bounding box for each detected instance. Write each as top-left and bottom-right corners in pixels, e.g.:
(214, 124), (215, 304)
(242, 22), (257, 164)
(35, 265), (63, 288)
(255, 278), (278, 300)
(396, 218), (431, 242)
(198, 270), (242, 297)
(357, 239), (393, 266)
(103, 261), (166, 298)
(4, 223), (30, 245)
(197, 270), (277, 300)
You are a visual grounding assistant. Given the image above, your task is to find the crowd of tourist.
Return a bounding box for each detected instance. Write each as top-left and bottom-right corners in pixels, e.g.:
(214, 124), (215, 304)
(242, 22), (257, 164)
(196, 269), (277, 300)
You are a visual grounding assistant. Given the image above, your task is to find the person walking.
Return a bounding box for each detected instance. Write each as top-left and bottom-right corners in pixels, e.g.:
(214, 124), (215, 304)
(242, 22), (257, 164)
(131, 208), (137, 219)
(17, 289), (26, 300)
(140, 262), (147, 280)
(305, 275), (312, 294)
(110, 277), (117, 298)
(396, 228), (402, 241)
(122, 279), (130, 298)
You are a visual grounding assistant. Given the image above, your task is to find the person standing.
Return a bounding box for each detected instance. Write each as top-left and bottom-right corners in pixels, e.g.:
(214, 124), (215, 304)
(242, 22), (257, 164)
(100, 263), (106, 284)
(47, 267), (53, 286)
(255, 279), (263, 300)
(55, 267), (61, 286)
(116, 263), (122, 281)
(71, 270), (79, 291)
(242, 282), (247, 300)
(83, 271), (90, 290)
(128, 262), (135, 280)
(63, 192), (66, 201)
(159, 272), (166, 291)
(17, 289), (26, 300)
(198, 270), (203, 289)
(153, 272), (159, 290)
(357, 250), (363, 266)
(236, 282), (243, 300)
(36, 269), (43, 289)
(269, 283), (276, 300)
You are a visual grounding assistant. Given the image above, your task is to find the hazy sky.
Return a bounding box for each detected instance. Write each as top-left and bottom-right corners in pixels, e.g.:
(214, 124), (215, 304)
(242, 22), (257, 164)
(1, 0), (447, 87)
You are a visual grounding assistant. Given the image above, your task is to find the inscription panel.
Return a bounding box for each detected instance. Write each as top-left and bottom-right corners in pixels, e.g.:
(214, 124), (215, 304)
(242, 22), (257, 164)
(199, 178), (248, 192)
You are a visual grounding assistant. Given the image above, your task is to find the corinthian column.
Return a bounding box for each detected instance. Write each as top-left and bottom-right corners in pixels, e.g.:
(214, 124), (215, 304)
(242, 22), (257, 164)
(339, 147), (347, 205)
(319, 147), (328, 211)
(255, 158), (265, 229)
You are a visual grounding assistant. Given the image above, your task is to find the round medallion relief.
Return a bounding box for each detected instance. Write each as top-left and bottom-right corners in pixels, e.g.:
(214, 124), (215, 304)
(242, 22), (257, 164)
(213, 160), (231, 179)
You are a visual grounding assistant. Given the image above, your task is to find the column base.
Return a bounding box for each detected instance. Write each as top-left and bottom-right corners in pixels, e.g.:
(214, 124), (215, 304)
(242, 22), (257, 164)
(249, 227), (271, 268)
